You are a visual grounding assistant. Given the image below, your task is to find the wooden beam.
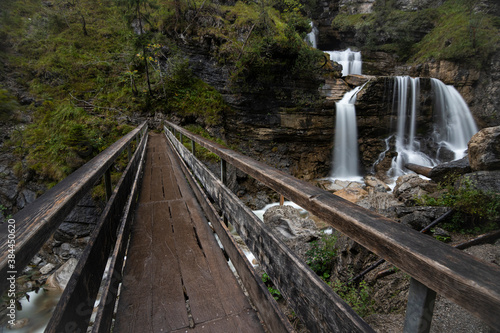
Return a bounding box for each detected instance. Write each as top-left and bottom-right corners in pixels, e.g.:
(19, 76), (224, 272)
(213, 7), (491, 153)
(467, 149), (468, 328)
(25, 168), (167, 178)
(0, 122), (147, 295)
(165, 121), (500, 329)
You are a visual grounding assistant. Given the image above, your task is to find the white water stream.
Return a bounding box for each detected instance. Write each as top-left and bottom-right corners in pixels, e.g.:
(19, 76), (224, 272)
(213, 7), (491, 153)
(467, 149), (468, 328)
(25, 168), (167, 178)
(331, 85), (364, 181)
(324, 49), (362, 76)
(431, 78), (478, 160)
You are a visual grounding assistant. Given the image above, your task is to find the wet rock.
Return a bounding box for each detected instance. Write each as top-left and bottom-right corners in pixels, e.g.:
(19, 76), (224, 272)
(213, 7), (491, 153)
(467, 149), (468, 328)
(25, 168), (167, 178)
(357, 189), (403, 218)
(468, 125), (500, 171)
(364, 175), (391, 192)
(53, 242), (83, 260)
(45, 258), (78, 291)
(457, 171), (500, 194)
(334, 186), (368, 204)
(395, 206), (451, 230)
(263, 205), (319, 257)
(39, 263), (56, 275)
(344, 74), (374, 87)
(393, 174), (438, 204)
(8, 318), (30, 330)
(429, 157), (471, 182)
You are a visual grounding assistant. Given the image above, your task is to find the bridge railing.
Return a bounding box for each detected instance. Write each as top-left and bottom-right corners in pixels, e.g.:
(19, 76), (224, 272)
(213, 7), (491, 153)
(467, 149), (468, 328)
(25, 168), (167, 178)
(164, 121), (500, 333)
(0, 121), (148, 332)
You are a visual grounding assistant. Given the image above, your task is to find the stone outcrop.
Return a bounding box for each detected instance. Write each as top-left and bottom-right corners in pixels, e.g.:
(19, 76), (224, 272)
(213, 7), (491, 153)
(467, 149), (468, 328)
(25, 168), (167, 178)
(263, 205), (319, 257)
(393, 173), (438, 204)
(429, 157), (472, 183)
(45, 258), (78, 291)
(468, 125), (500, 171)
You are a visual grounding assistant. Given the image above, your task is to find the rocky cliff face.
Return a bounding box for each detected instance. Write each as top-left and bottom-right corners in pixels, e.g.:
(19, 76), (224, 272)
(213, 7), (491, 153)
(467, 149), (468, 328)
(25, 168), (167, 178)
(173, 0), (499, 182)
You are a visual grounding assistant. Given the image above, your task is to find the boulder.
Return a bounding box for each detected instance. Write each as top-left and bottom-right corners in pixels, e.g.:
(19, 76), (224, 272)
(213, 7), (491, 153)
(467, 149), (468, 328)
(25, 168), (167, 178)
(334, 187), (368, 204)
(468, 126), (500, 171)
(395, 206), (451, 230)
(364, 175), (391, 192)
(457, 171), (500, 194)
(45, 258), (78, 291)
(263, 205), (319, 257)
(393, 174), (438, 204)
(429, 157), (472, 183)
(357, 189), (404, 217)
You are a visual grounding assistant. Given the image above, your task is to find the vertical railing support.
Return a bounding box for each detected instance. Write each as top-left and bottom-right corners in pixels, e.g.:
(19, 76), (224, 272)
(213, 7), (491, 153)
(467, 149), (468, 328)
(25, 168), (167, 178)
(104, 167), (113, 201)
(221, 159), (228, 225)
(191, 140), (196, 156)
(180, 133), (183, 145)
(279, 194), (285, 206)
(403, 278), (436, 333)
(127, 143), (132, 162)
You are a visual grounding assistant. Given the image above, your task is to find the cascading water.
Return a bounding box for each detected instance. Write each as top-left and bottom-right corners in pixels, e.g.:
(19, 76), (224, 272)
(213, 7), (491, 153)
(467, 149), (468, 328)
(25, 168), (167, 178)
(331, 85), (364, 181)
(431, 78), (478, 160)
(305, 22), (318, 49)
(389, 76), (435, 177)
(324, 49), (362, 76)
(386, 76), (478, 178)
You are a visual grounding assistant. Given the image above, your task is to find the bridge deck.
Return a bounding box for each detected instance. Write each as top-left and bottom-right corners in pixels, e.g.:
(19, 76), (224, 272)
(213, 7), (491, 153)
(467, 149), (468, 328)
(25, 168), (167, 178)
(114, 133), (264, 333)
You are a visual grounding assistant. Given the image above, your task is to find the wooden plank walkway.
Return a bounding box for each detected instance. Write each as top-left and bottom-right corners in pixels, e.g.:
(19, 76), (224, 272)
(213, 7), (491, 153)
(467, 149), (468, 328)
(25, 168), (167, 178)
(114, 133), (265, 333)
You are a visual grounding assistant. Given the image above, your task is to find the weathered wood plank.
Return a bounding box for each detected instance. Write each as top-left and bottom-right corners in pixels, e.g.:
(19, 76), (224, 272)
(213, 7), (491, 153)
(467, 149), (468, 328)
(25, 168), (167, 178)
(0, 122), (147, 295)
(164, 140), (254, 313)
(165, 131), (294, 333)
(166, 128), (371, 333)
(169, 200), (226, 325)
(45, 125), (148, 332)
(165, 121), (500, 329)
(152, 202), (190, 331)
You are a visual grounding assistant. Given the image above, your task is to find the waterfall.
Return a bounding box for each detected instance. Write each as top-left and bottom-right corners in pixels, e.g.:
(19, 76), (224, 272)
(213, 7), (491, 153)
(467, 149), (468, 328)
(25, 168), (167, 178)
(331, 85), (364, 180)
(325, 49), (362, 76)
(389, 76), (435, 177)
(305, 22), (318, 48)
(431, 78), (478, 160)
(386, 76), (478, 178)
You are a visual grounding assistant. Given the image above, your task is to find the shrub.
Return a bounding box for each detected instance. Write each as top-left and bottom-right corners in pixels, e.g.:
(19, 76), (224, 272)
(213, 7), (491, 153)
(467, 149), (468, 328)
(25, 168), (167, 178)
(305, 233), (337, 280)
(415, 177), (500, 233)
(332, 280), (374, 317)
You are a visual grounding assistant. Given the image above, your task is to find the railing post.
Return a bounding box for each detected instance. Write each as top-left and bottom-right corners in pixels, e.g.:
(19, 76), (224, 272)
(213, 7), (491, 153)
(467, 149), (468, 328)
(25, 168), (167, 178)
(104, 168), (112, 201)
(127, 143), (132, 162)
(191, 139), (196, 156)
(180, 133), (183, 145)
(279, 194), (285, 206)
(403, 278), (436, 333)
(221, 159), (228, 225)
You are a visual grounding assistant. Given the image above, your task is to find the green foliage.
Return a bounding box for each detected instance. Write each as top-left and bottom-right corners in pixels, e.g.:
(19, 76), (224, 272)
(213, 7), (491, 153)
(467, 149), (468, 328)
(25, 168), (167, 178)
(332, 280), (374, 317)
(182, 125), (222, 163)
(331, 0), (499, 67)
(305, 233), (337, 279)
(411, 0), (500, 67)
(261, 272), (282, 301)
(415, 177), (500, 234)
(0, 89), (19, 121)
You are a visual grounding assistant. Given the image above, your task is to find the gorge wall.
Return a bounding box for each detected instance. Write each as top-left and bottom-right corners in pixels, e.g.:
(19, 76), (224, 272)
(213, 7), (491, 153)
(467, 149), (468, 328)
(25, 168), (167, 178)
(175, 0), (500, 182)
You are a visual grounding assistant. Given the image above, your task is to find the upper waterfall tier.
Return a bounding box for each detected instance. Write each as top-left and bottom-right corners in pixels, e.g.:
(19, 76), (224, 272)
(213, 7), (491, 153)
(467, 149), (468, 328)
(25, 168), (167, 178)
(324, 49), (362, 76)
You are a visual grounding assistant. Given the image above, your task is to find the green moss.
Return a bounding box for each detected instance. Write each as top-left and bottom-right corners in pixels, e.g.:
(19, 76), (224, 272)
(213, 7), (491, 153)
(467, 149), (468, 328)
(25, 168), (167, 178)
(411, 0), (500, 67)
(332, 0), (499, 67)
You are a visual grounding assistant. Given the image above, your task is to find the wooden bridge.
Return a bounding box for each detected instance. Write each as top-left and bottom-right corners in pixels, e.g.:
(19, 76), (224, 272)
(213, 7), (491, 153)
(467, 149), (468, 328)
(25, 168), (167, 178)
(1, 121), (499, 332)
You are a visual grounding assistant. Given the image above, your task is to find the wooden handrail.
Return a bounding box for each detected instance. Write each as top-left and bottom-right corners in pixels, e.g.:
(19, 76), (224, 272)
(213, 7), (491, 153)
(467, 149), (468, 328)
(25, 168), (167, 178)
(165, 121), (500, 329)
(0, 121), (148, 295)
